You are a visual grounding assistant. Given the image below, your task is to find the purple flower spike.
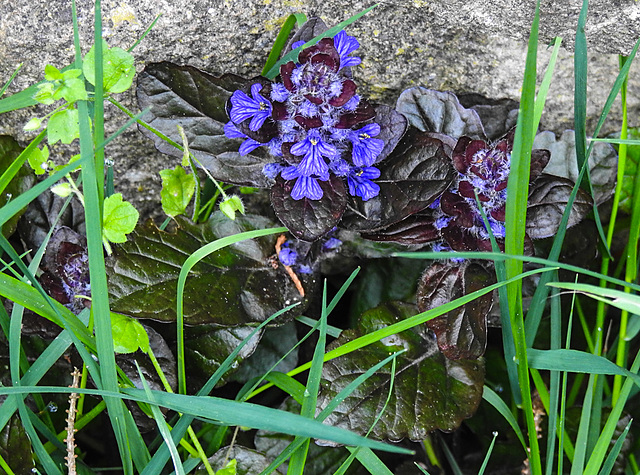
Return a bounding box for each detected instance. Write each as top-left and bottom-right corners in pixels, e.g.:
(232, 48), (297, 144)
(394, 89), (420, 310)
(347, 166), (381, 201)
(350, 123), (384, 167)
(229, 83), (272, 131)
(291, 175), (324, 200)
(334, 31), (361, 69)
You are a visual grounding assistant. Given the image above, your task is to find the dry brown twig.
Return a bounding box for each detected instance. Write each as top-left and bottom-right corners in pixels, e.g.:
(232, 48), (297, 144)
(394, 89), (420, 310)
(65, 367), (81, 475)
(274, 234), (305, 297)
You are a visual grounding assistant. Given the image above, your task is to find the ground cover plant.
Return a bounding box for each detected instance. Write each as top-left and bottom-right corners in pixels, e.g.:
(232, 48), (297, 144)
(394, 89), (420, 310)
(0, 0), (639, 473)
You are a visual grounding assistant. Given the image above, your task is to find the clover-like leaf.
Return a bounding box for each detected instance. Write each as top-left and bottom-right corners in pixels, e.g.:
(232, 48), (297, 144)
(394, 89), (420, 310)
(0, 136), (34, 237)
(137, 62), (272, 187)
(47, 108), (80, 145)
(533, 130), (617, 205)
(0, 415), (34, 473)
(111, 312), (150, 354)
(457, 93), (519, 141)
(526, 174), (593, 240)
(271, 175), (347, 242)
(159, 167), (196, 217)
(316, 301), (484, 442)
(106, 213), (312, 324)
(83, 40), (135, 93)
(417, 261), (494, 360)
(103, 193), (139, 244)
(396, 87), (485, 140)
(341, 128), (455, 232)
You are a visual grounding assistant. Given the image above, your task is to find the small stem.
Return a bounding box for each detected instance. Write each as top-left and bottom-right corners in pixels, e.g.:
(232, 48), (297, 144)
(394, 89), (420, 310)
(65, 367), (82, 475)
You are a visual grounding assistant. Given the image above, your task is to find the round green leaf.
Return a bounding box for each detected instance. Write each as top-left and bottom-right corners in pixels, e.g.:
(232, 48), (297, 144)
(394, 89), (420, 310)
(111, 312), (150, 354)
(83, 40), (135, 93)
(103, 193), (139, 244)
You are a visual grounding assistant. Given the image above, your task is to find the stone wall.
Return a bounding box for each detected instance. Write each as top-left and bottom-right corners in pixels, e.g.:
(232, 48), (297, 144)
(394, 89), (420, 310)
(0, 0), (638, 219)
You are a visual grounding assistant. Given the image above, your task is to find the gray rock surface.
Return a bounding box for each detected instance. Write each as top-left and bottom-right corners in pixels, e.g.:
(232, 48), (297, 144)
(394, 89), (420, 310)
(0, 0), (639, 220)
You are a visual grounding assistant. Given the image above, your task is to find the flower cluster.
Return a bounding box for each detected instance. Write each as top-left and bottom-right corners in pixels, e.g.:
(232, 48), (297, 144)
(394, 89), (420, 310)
(277, 233), (342, 272)
(430, 136), (511, 253)
(225, 32), (384, 201)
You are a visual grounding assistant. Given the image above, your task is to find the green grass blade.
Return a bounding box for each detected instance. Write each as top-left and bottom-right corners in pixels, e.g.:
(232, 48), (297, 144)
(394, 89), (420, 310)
(478, 431), (499, 475)
(596, 419), (632, 475)
(288, 281), (329, 474)
(584, 350), (640, 473)
(503, 0), (542, 469)
(327, 267), (360, 315)
(0, 62), (22, 97)
(264, 4), (378, 79)
(482, 385), (527, 453)
(264, 267), (556, 391)
(347, 447), (394, 475)
(127, 13), (162, 52)
(175, 226), (286, 394)
(0, 385), (415, 455)
(74, 0), (130, 470)
(533, 36), (562, 133)
(439, 434), (464, 475)
(137, 362), (185, 475)
(527, 349), (640, 387)
(142, 304), (298, 474)
(570, 372), (595, 475)
(296, 315), (342, 337)
(261, 13), (307, 76)
(263, 372), (306, 404)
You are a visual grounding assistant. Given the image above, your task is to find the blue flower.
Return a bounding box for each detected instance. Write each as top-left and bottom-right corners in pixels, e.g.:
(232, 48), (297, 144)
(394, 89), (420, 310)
(224, 121), (263, 156)
(263, 162), (284, 180)
(347, 166), (381, 201)
(290, 130), (336, 179)
(270, 83), (289, 102)
(229, 83), (272, 131)
(350, 123), (384, 167)
(334, 31), (361, 68)
(278, 247), (298, 266)
(282, 166), (325, 200)
(323, 236), (342, 250)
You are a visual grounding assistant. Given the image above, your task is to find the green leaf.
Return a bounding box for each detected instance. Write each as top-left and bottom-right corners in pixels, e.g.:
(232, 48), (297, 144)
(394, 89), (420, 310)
(106, 213), (311, 324)
(47, 108), (80, 144)
(103, 193), (139, 243)
(53, 76), (88, 103)
(317, 301), (484, 441)
(159, 167), (196, 217)
(83, 40), (135, 93)
(111, 312), (150, 354)
(219, 195), (245, 221)
(23, 117), (42, 132)
(215, 459), (237, 475)
(26, 145), (49, 175)
(44, 64), (62, 81)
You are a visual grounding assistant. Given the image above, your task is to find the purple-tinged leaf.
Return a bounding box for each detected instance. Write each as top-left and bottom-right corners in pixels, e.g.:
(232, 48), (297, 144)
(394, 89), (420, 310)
(396, 87), (485, 140)
(136, 62), (272, 187)
(417, 261), (494, 360)
(371, 104), (408, 164)
(526, 173), (593, 240)
(316, 301), (484, 442)
(533, 130), (618, 205)
(361, 212), (440, 245)
(271, 175), (347, 242)
(457, 93), (519, 141)
(106, 214), (313, 324)
(342, 128), (455, 232)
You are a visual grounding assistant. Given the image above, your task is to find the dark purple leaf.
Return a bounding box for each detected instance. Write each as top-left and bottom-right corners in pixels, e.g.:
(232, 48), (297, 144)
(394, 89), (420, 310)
(533, 130), (618, 205)
(395, 87), (485, 140)
(361, 212), (440, 244)
(285, 17), (328, 53)
(136, 62), (272, 187)
(457, 93), (519, 141)
(0, 136), (34, 238)
(106, 214), (313, 324)
(271, 175), (347, 242)
(526, 173), (593, 240)
(372, 104), (408, 164)
(317, 301), (484, 442)
(0, 415), (34, 473)
(417, 261), (494, 359)
(341, 128), (455, 232)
